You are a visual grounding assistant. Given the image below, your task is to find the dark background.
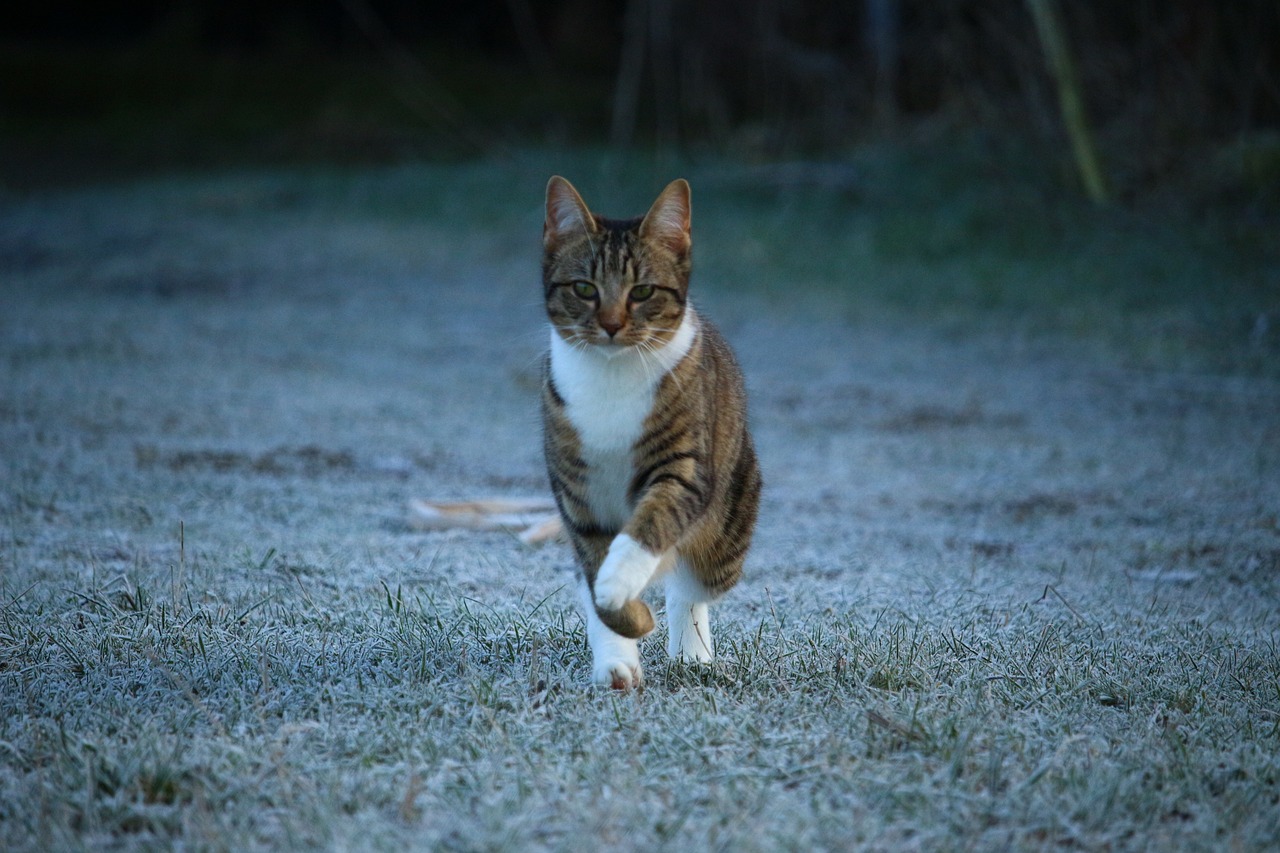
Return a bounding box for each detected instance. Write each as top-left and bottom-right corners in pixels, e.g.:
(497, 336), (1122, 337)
(3, 0), (1278, 202)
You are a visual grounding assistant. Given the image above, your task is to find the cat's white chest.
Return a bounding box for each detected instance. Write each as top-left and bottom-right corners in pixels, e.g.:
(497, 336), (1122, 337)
(549, 313), (697, 526)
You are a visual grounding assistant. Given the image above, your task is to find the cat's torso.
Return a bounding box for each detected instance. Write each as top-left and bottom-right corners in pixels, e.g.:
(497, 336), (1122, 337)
(548, 308), (699, 528)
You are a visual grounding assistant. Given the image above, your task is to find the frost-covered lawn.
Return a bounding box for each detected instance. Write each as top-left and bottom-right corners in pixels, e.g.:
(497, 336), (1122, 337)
(2, 149), (1278, 850)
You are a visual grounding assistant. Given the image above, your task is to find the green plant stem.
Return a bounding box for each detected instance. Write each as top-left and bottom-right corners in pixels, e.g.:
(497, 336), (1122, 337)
(1026, 0), (1111, 204)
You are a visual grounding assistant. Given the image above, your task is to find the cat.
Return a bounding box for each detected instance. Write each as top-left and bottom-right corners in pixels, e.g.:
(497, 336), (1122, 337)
(540, 175), (762, 689)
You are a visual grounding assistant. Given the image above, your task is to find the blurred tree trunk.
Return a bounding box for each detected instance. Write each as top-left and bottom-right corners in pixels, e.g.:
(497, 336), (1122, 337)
(648, 0), (679, 149)
(505, 0), (554, 84)
(866, 0), (899, 131)
(611, 0), (648, 148)
(1026, 0), (1111, 203)
(610, 0), (680, 151)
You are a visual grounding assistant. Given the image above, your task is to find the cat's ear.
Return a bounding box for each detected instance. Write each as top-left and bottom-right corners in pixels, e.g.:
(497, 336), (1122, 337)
(545, 176), (595, 248)
(640, 178), (692, 256)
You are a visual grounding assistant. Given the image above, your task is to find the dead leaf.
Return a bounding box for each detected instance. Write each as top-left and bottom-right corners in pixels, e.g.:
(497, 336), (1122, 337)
(407, 498), (563, 544)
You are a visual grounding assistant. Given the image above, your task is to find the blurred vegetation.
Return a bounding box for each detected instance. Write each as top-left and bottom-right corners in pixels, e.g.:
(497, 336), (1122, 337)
(1, 1), (1278, 202)
(1, 1), (1276, 375)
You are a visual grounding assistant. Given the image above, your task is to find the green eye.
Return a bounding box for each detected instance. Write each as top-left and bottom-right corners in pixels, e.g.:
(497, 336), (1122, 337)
(630, 284), (655, 302)
(572, 281), (597, 299)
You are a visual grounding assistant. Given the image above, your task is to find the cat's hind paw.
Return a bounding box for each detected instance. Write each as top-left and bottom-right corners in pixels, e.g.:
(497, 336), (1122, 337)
(666, 601), (714, 663)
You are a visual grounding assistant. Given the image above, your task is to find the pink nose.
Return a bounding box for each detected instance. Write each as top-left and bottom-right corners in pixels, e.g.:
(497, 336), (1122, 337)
(600, 319), (624, 337)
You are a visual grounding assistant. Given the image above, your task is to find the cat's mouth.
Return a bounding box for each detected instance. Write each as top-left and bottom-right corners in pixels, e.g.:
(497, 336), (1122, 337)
(591, 335), (637, 357)
(593, 330), (670, 355)
(562, 326), (672, 356)
(572, 327), (632, 347)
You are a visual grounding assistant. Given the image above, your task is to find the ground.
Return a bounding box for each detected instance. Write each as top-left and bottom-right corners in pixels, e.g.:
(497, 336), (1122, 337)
(1, 149), (1278, 850)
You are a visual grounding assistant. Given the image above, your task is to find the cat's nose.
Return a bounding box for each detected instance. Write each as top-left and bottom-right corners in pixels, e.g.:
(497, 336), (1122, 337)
(600, 319), (624, 337)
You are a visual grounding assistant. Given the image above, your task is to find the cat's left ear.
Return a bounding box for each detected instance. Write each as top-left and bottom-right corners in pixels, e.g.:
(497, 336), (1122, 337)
(545, 176), (594, 249)
(640, 179), (692, 256)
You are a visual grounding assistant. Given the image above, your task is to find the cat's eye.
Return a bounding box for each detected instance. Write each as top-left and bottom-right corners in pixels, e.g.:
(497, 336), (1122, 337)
(629, 284), (655, 302)
(572, 281), (598, 300)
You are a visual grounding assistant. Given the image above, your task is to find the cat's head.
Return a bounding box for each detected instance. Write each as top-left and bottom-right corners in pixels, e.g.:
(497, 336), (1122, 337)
(542, 176), (692, 353)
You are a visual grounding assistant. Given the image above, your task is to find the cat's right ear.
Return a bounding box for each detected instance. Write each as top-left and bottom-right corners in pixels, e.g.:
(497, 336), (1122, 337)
(545, 176), (594, 249)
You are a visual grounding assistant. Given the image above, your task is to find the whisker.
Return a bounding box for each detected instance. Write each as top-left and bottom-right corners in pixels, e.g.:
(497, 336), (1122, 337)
(642, 336), (681, 389)
(520, 350), (548, 374)
(634, 342), (659, 387)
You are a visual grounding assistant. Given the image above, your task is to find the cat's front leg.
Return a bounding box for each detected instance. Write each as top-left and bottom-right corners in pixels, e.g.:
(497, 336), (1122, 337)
(579, 581), (642, 689)
(665, 563), (714, 663)
(593, 533), (664, 614)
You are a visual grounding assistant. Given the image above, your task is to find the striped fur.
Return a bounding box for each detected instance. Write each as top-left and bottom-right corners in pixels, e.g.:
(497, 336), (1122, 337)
(541, 176), (761, 686)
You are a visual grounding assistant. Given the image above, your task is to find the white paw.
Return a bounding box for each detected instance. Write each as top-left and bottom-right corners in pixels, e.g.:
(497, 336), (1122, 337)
(664, 567), (715, 663)
(594, 534), (661, 612)
(580, 580), (643, 690)
(593, 657), (644, 691)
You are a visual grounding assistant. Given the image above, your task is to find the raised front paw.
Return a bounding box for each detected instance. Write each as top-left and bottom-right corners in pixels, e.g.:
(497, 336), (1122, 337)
(594, 534), (661, 611)
(593, 657), (643, 691)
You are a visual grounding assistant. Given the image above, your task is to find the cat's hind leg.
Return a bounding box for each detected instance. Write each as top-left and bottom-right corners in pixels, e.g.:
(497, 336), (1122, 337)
(579, 580), (643, 689)
(664, 560), (714, 663)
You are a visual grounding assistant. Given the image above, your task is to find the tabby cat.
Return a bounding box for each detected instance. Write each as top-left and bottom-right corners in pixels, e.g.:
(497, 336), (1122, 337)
(541, 175), (762, 689)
